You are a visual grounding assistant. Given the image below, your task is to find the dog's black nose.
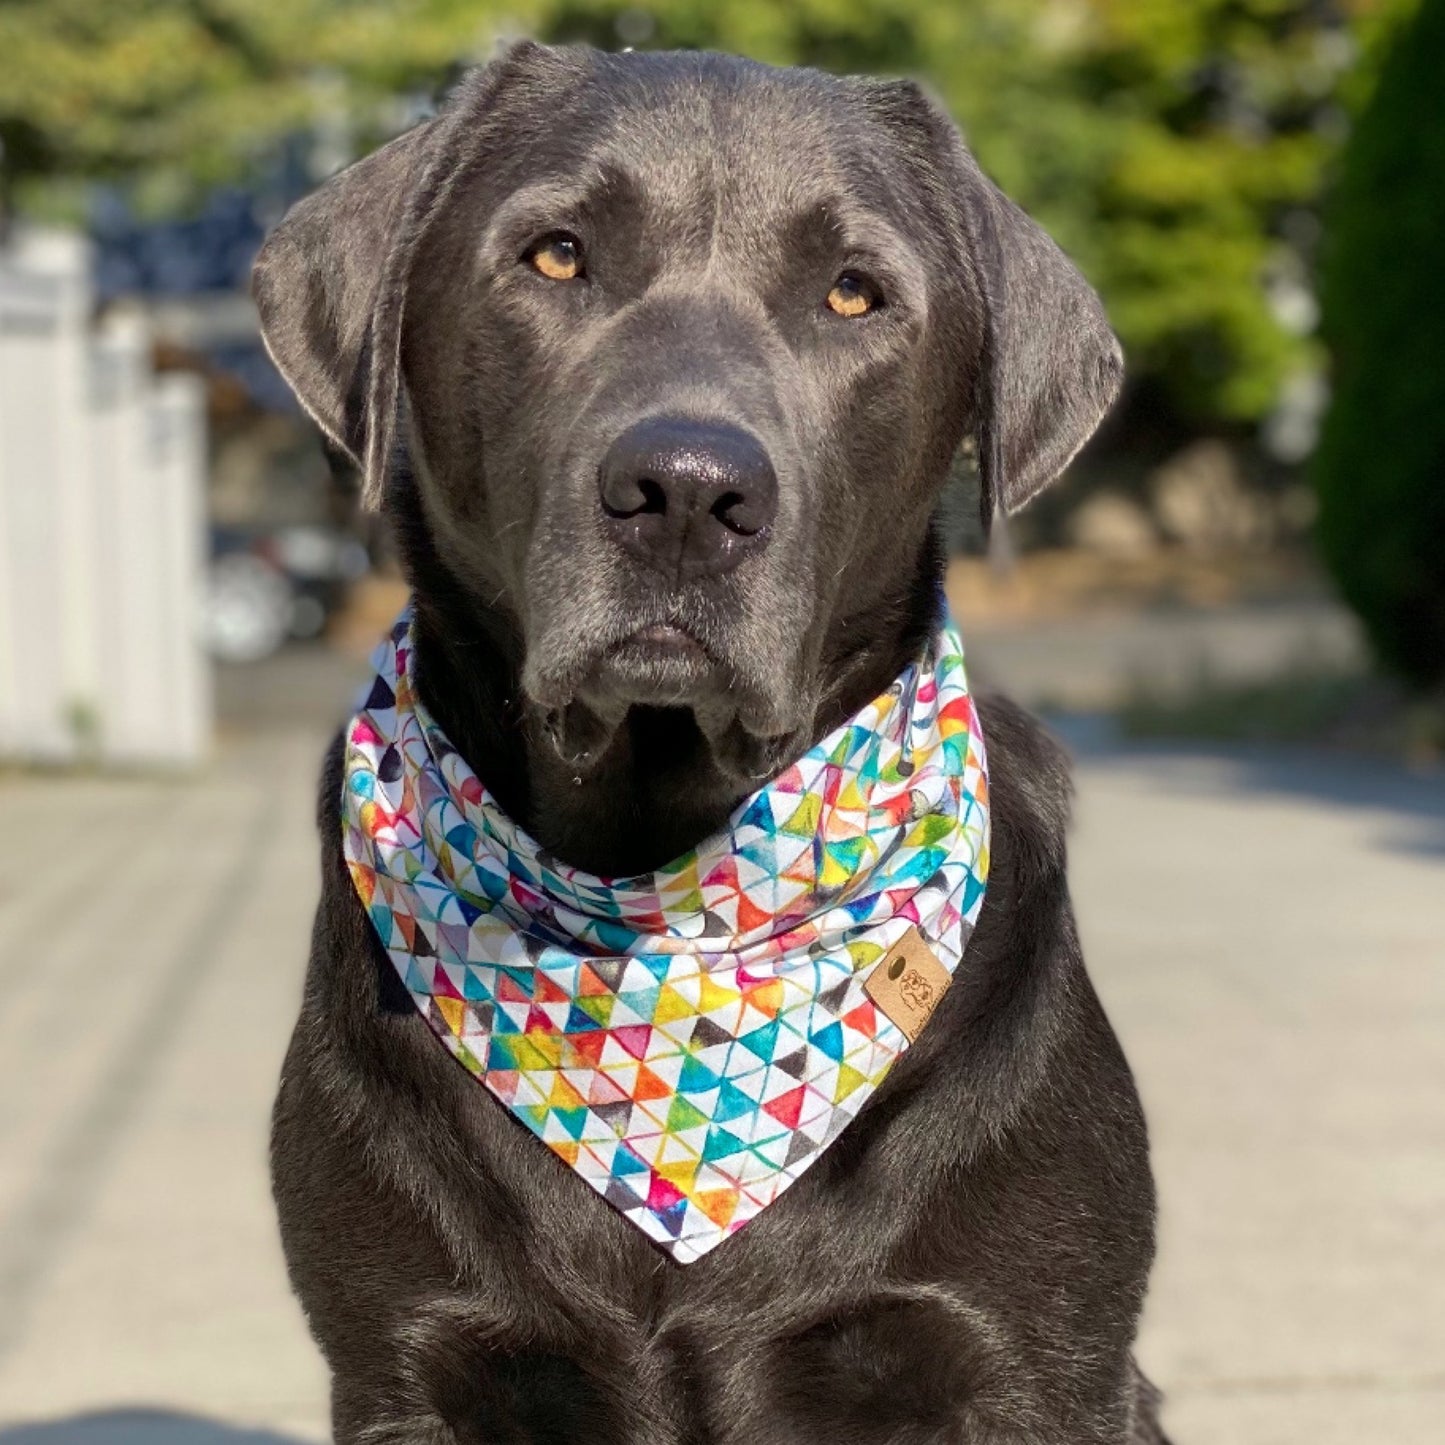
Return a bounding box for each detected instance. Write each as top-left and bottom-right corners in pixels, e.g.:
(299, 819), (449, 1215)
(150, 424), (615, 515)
(598, 418), (777, 580)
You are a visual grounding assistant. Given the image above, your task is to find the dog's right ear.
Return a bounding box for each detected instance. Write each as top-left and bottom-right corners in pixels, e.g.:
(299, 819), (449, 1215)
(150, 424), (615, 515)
(253, 40), (567, 509)
(252, 122), (441, 506)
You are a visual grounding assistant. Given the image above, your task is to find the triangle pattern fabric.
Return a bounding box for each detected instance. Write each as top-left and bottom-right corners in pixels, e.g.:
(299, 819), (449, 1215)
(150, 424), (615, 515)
(342, 607), (989, 1263)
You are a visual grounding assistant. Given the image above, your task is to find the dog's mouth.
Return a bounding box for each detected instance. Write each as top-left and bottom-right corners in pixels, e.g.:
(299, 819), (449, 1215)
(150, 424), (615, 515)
(595, 622), (716, 704)
(528, 617), (812, 784)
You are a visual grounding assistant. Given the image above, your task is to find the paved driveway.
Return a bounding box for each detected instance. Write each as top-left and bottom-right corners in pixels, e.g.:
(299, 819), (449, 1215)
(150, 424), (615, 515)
(2, 656), (1441, 1444)
(1067, 739), (1445, 1444)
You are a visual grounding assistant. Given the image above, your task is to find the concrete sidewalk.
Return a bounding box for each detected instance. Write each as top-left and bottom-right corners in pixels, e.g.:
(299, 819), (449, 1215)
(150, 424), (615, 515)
(0, 726), (332, 1442)
(1068, 740), (1445, 1443)
(2, 693), (1442, 1442)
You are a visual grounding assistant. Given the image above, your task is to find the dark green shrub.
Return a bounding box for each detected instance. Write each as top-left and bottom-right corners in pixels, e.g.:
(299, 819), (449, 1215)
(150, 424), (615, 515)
(1314, 0), (1445, 688)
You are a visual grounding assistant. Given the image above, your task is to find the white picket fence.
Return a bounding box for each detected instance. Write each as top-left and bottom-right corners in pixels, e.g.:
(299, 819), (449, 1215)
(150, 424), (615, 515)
(0, 231), (211, 767)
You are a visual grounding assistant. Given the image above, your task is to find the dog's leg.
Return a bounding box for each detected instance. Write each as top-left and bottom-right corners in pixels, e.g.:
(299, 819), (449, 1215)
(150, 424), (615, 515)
(1125, 1359), (1173, 1445)
(331, 1375), (459, 1445)
(340, 1416), (457, 1445)
(327, 1314), (659, 1445)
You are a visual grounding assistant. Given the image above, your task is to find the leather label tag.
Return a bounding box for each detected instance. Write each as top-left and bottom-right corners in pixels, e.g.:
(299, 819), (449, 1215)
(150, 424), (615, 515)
(864, 925), (952, 1042)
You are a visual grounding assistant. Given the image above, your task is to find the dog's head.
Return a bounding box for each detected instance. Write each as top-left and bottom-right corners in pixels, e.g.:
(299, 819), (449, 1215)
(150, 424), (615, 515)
(255, 43), (1119, 782)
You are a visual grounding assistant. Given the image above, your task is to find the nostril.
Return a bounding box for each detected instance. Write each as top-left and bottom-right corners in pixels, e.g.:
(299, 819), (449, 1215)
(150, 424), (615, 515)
(638, 477), (667, 515)
(602, 473), (668, 520)
(711, 490), (762, 537)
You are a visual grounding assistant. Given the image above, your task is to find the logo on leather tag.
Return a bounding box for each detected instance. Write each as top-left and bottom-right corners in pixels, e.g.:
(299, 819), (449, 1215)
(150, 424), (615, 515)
(864, 925), (952, 1042)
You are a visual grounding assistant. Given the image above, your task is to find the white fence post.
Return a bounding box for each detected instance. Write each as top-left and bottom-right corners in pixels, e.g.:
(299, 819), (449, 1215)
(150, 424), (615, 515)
(0, 241), (86, 761)
(145, 372), (212, 765)
(0, 231), (212, 768)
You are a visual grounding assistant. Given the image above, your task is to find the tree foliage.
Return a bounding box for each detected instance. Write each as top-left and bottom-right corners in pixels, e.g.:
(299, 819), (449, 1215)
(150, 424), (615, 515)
(1312, 0), (1445, 687)
(0, 0), (1418, 433)
(547, 0), (1411, 428)
(0, 1), (501, 205)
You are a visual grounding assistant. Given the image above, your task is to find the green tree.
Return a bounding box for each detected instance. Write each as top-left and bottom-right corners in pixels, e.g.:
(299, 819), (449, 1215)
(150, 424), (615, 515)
(0, 0), (506, 214)
(1313, 0), (1445, 687)
(541, 1), (1412, 429)
(0, 0), (1417, 440)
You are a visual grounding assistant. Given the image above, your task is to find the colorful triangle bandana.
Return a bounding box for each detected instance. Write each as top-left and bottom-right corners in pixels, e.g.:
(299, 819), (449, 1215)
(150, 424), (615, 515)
(342, 608), (990, 1263)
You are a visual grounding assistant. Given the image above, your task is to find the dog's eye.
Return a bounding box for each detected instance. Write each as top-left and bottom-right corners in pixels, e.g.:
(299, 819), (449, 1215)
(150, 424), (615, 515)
(526, 233), (584, 281)
(826, 273), (881, 318)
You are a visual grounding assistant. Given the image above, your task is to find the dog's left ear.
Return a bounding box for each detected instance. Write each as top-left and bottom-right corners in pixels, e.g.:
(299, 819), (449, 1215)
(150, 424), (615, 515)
(869, 81), (1123, 526)
(966, 167), (1124, 528)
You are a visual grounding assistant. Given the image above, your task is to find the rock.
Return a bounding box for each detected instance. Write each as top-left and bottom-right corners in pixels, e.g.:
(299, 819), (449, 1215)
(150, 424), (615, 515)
(1276, 483), (1320, 535)
(1150, 439), (1272, 551)
(1066, 491), (1159, 557)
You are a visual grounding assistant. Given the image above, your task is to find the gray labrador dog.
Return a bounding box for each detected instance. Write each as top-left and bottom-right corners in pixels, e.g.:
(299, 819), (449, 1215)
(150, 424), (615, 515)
(255, 41), (1168, 1445)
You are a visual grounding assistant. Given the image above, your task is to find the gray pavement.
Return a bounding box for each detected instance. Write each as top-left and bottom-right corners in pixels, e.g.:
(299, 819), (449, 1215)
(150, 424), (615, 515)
(1069, 741), (1445, 1443)
(965, 596), (1367, 712)
(2, 647), (1442, 1443)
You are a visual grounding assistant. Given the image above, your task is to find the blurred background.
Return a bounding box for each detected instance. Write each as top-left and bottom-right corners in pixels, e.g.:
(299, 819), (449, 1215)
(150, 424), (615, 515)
(0, 3), (1441, 1443)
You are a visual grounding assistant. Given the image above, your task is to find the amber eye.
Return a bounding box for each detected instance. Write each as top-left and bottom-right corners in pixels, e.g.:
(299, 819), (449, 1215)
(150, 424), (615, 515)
(527, 233), (584, 281)
(826, 272), (880, 318)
